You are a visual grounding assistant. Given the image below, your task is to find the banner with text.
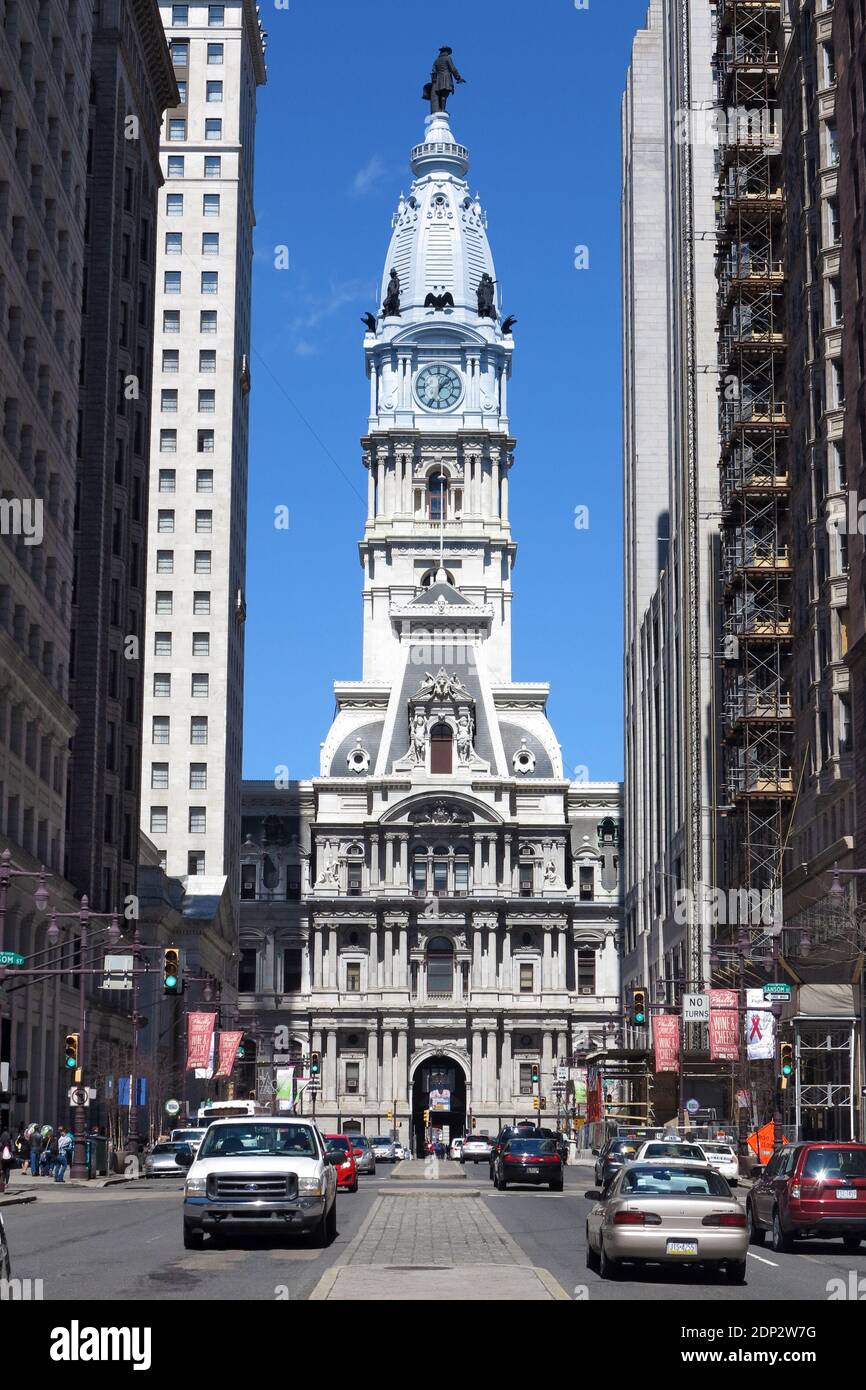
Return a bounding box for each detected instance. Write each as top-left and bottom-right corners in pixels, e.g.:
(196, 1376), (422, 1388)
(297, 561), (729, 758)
(214, 1030), (244, 1079)
(709, 989), (740, 1062)
(653, 1014), (680, 1073)
(745, 990), (775, 1061)
(186, 1012), (217, 1071)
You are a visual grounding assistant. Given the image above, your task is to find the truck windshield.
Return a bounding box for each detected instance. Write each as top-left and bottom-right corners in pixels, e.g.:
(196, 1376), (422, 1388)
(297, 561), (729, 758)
(197, 1124), (318, 1159)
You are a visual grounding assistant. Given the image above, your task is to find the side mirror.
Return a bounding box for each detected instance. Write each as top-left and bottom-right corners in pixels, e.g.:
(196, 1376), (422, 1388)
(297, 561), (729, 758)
(326, 1152), (340, 1166)
(174, 1147), (193, 1169)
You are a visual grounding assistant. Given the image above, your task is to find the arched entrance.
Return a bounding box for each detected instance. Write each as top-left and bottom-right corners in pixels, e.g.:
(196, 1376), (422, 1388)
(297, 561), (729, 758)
(411, 1053), (467, 1156)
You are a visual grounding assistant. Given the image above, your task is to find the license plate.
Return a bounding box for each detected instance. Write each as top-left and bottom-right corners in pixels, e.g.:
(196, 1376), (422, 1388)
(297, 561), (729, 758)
(526, 1166), (540, 1174)
(666, 1240), (698, 1256)
(836, 1189), (858, 1199)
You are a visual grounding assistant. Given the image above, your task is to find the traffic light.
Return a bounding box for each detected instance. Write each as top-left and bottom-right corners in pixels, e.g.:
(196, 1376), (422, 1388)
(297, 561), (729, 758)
(423, 1109), (430, 1124)
(309, 1050), (321, 1081)
(532, 1097), (539, 1110)
(632, 987), (647, 1026)
(237, 1037), (246, 1060)
(64, 1032), (79, 1072)
(531, 1062), (540, 1086)
(540, 1098), (547, 1111)
(780, 1041), (794, 1081)
(162, 946), (182, 995)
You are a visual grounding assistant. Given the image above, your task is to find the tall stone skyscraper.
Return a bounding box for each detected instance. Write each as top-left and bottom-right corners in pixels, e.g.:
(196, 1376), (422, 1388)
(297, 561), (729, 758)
(140, 2), (266, 899)
(237, 102), (622, 1150)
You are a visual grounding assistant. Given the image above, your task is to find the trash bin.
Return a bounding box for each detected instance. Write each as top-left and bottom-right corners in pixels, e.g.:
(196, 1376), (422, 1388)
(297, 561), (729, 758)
(87, 1134), (109, 1178)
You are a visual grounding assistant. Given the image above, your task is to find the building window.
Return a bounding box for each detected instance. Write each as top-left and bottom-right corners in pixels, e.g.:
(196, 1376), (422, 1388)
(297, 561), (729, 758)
(151, 763), (169, 790)
(519, 1063), (535, 1096)
(190, 717), (208, 745)
(208, 5), (225, 24)
(202, 234), (219, 257)
(172, 6), (189, 27)
(193, 592), (211, 615)
(198, 390), (216, 414)
(200, 310), (217, 333)
(153, 673), (171, 698)
(201, 271), (218, 295)
(240, 864), (257, 900)
(345, 1061), (360, 1095)
(188, 851), (205, 876)
(158, 469), (176, 493)
(430, 722), (453, 773)
(168, 118), (186, 141)
(206, 81), (223, 102)
(347, 861), (362, 895)
(207, 43), (224, 64)
(238, 949), (257, 993)
(412, 852), (427, 894)
(204, 155), (221, 178)
(286, 866), (301, 899)
(191, 673), (209, 698)
(194, 551), (211, 575)
(159, 431), (177, 455)
(203, 194), (220, 217)
(156, 551), (173, 575)
(197, 430), (215, 453)
(155, 592), (173, 615)
(284, 948), (303, 992)
(192, 632), (210, 656)
(170, 40), (189, 66)
(163, 310), (180, 333)
(161, 389), (178, 413)
(196, 469), (214, 492)
(519, 962), (534, 993)
(454, 856), (469, 894)
(346, 962), (361, 992)
(577, 949), (596, 995)
(428, 471), (448, 521)
(195, 509), (213, 532)
(157, 509), (175, 532)
(189, 807), (206, 834)
(199, 351), (217, 374)
(205, 118), (222, 141)
(189, 763), (207, 790)
(154, 632), (172, 657)
(165, 232), (183, 257)
(150, 806), (168, 835)
(175, 81), (187, 105)
(519, 862), (534, 896)
(162, 349), (180, 373)
(167, 155), (185, 179)
(427, 936), (454, 996)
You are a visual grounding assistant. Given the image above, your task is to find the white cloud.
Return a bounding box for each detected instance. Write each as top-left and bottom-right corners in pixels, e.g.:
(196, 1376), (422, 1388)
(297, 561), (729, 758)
(350, 154), (387, 197)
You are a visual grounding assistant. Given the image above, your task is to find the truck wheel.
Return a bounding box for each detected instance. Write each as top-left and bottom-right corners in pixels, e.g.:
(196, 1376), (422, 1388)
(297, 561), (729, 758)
(325, 1196), (337, 1241)
(183, 1222), (204, 1250)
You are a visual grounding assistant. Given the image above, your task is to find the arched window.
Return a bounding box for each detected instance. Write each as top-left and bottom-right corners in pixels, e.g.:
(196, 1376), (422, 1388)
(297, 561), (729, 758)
(430, 722), (453, 773)
(428, 471), (448, 522)
(427, 936), (454, 996)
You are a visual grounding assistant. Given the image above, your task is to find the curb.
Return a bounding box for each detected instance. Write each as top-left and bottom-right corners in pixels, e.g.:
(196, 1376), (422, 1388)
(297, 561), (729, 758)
(377, 1186), (482, 1197)
(0, 1194), (37, 1207)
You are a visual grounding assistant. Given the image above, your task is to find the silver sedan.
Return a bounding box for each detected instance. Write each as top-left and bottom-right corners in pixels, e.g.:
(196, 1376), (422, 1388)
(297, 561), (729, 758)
(144, 1141), (192, 1178)
(585, 1161), (748, 1283)
(347, 1136), (377, 1175)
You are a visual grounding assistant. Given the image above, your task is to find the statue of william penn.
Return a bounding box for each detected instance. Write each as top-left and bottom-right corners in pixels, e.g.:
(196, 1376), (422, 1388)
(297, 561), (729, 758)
(422, 47), (466, 114)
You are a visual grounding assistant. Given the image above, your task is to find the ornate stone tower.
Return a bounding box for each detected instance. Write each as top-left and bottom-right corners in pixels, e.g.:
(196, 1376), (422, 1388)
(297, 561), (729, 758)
(239, 99), (622, 1150)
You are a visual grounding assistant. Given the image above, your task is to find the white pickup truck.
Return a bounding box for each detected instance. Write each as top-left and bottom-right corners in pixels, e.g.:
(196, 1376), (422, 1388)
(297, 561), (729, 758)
(177, 1115), (338, 1249)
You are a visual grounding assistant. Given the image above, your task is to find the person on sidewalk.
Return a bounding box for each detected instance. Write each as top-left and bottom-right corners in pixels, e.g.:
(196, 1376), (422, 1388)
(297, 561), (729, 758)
(29, 1127), (42, 1177)
(41, 1131), (57, 1179)
(17, 1127), (30, 1172)
(0, 1130), (13, 1191)
(56, 1128), (73, 1181)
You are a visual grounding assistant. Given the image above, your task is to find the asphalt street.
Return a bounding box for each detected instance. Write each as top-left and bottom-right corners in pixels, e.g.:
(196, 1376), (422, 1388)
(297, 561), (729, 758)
(3, 1159), (865, 1301)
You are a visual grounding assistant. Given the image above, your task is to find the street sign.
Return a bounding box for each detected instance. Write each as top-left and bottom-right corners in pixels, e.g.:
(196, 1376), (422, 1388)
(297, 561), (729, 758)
(102, 953), (134, 990)
(0, 951), (24, 967)
(686, 1099), (701, 1115)
(683, 993), (710, 1024)
(556, 1065), (568, 1081)
(68, 1086), (90, 1107)
(762, 982), (792, 999)
(165, 1099), (181, 1117)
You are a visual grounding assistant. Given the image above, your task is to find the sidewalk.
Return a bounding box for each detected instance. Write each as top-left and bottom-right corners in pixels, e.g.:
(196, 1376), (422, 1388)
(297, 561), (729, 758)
(0, 1168), (140, 1204)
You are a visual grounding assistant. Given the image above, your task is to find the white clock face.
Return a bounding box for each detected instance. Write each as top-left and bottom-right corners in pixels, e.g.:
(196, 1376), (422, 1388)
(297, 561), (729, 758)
(416, 364), (462, 411)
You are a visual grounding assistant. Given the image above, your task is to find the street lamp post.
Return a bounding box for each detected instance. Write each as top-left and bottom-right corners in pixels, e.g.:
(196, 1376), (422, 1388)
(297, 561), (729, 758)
(47, 898), (121, 1179)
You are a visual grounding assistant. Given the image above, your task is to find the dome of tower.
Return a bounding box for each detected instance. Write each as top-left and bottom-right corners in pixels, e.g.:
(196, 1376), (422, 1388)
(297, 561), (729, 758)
(380, 111), (498, 324)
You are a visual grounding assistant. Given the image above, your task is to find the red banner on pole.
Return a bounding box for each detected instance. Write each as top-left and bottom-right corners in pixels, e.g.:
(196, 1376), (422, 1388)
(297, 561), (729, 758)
(653, 1014), (680, 1073)
(214, 1030), (243, 1080)
(186, 1012), (217, 1071)
(709, 989), (740, 1062)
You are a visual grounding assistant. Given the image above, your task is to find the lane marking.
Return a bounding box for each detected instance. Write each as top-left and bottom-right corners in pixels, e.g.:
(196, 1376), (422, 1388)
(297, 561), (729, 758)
(747, 1251), (779, 1267)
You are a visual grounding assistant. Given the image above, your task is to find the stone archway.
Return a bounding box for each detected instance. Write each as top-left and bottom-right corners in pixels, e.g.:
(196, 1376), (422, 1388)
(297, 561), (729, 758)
(410, 1050), (468, 1157)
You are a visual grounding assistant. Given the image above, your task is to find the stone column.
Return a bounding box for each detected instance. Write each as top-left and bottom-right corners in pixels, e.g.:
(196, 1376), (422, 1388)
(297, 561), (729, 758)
(483, 1028), (496, 1104)
(472, 925), (482, 990)
(383, 923), (393, 988)
(397, 923), (408, 990)
(396, 1027), (408, 1103)
(473, 837), (483, 889)
(301, 935), (312, 994)
(367, 1027), (379, 1103)
(381, 1028), (393, 1110)
(396, 834), (408, 889)
(542, 1029), (553, 1097)
(367, 461), (375, 520)
(486, 924), (496, 990)
(384, 835), (395, 886)
(369, 924), (378, 990)
(326, 1028), (338, 1103)
(370, 836), (380, 884)
(499, 1028), (512, 1107)
(502, 834), (512, 892)
(471, 1029), (483, 1112)
(328, 924), (338, 990)
(542, 928), (552, 992)
(313, 924), (323, 989)
(501, 927), (512, 995)
(501, 467), (509, 522)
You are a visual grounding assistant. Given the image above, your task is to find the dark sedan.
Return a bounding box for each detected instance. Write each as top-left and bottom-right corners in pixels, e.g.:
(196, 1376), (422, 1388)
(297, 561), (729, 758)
(493, 1138), (564, 1191)
(593, 1137), (642, 1189)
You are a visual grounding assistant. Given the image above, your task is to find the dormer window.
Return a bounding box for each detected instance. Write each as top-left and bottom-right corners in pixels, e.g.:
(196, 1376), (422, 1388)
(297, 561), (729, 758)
(430, 722), (453, 773)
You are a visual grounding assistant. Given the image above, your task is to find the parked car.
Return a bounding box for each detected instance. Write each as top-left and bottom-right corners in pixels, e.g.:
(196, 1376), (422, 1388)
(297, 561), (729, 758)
(450, 1136), (464, 1161)
(370, 1135), (400, 1162)
(586, 1161), (747, 1283)
(144, 1141), (192, 1178)
(698, 1142), (739, 1186)
(746, 1142), (866, 1253)
(177, 1116), (338, 1250)
(592, 1136), (643, 1189)
(0, 1211), (10, 1281)
(461, 1134), (494, 1165)
(347, 1135), (376, 1176)
(493, 1137), (564, 1191)
(323, 1134), (359, 1192)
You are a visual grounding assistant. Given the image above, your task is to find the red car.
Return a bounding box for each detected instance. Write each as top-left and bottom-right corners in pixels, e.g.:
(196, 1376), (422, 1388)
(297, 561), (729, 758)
(747, 1142), (866, 1253)
(324, 1134), (359, 1193)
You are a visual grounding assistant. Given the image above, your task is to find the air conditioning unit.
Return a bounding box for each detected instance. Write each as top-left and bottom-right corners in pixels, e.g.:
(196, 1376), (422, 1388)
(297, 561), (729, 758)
(579, 987), (594, 996)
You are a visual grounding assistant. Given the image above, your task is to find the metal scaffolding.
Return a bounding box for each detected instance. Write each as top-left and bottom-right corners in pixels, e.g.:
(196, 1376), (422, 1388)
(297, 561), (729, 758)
(715, 0), (793, 897)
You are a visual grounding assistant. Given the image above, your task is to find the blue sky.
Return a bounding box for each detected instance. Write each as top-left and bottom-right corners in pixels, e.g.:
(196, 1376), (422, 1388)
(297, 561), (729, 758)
(243, 0), (650, 784)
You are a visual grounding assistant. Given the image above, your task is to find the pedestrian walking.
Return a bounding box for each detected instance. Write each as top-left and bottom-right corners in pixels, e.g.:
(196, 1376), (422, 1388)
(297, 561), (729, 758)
(16, 1124), (30, 1172)
(29, 1126), (42, 1177)
(56, 1128), (73, 1182)
(39, 1130), (55, 1178)
(0, 1130), (14, 1191)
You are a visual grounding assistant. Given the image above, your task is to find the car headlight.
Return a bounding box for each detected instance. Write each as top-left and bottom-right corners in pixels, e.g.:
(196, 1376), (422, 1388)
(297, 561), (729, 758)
(297, 1176), (324, 1195)
(185, 1176), (207, 1196)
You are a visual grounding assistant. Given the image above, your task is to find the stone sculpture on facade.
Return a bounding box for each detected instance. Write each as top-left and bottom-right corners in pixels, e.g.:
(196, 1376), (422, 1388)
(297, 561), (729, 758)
(477, 272), (497, 319)
(382, 268), (401, 317)
(456, 711), (475, 764)
(409, 711), (428, 765)
(422, 47), (465, 114)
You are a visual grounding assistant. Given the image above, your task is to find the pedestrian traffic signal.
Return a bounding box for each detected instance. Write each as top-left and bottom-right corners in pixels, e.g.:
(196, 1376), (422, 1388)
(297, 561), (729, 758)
(632, 988), (647, 1026)
(64, 1032), (79, 1071)
(162, 946), (183, 994)
(531, 1062), (540, 1085)
(780, 1041), (794, 1080)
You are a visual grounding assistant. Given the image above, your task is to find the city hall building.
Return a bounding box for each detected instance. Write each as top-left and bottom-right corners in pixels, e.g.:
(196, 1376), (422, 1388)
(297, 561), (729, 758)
(237, 105), (622, 1152)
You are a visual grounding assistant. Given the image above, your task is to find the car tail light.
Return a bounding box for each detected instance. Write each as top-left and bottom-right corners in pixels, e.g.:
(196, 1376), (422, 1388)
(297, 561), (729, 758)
(613, 1211), (662, 1226)
(702, 1212), (747, 1227)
